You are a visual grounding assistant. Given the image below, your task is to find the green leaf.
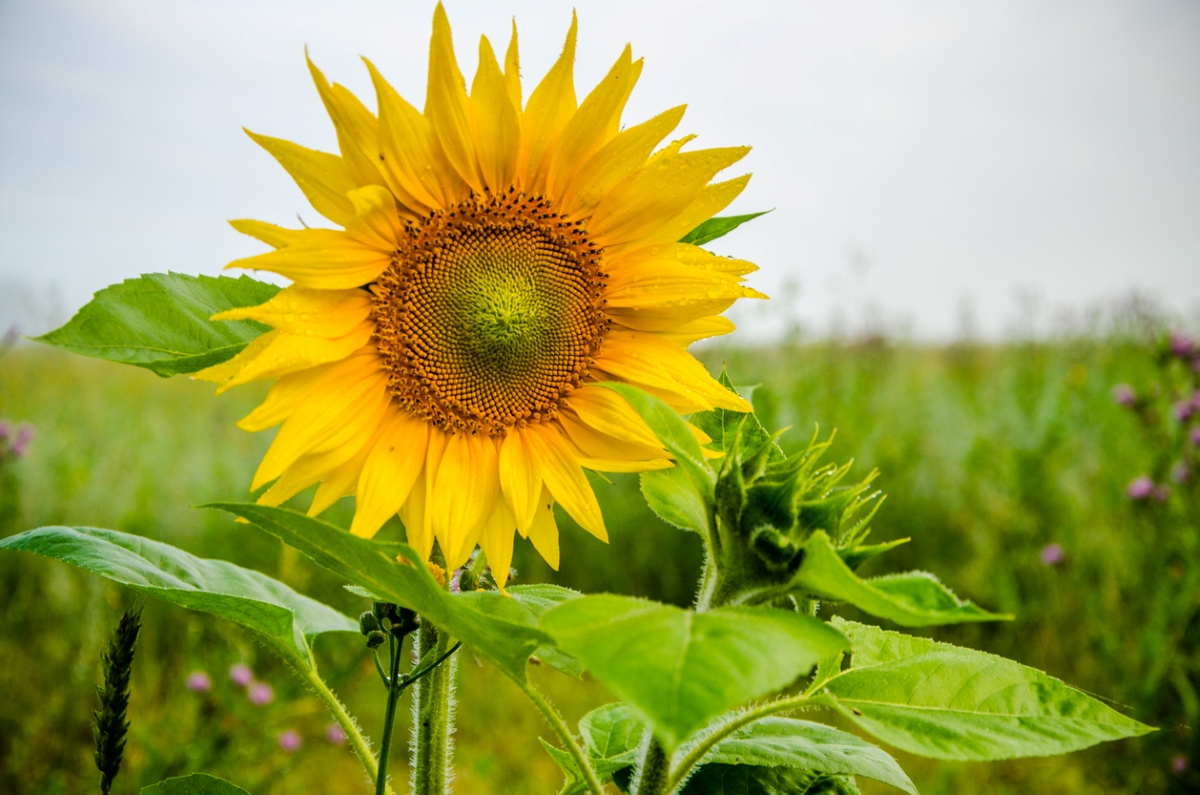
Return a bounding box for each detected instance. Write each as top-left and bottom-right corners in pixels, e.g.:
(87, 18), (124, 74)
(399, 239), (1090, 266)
(36, 272), (278, 377)
(208, 503), (548, 683)
(596, 382), (715, 537)
(0, 526), (355, 670)
(581, 702), (646, 777)
(540, 595), (849, 750)
(837, 538), (909, 571)
(822, 619), (1155, 760)
(689, 369), (780, 462)
(681, 765), (860, 795)
(793, 531), (1009, 627)
(704, 718), (915, 795)
(486, 583), (584, 678)
(679, 211), (771, 247)
(142, 774), (251, 795)
(541, 738), (587, 794)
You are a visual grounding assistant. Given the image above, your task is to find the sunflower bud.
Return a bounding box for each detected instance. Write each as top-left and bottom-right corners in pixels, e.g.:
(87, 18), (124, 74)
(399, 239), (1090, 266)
(366, 630), (387, 649)
(359, 611), (381, 635)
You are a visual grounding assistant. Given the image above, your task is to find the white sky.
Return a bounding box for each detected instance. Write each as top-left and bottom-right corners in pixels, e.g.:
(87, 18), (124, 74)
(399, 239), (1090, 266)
(1, 0), (1198, 340)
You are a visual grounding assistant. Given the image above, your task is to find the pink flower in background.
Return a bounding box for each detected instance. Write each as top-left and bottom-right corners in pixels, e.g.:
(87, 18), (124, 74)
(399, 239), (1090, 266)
(1169, 333), (1196, 358)
(229, 663), (253, 688)
(1039, 543), (1065, 566)
(1191, 426), (1200, 446)
(247, 682), (274, 706)
(186, 671), (212, 693)
(1175, 400), (1196, 422)
(1127, 476), (1156, 500)
(1112, 384), (1136, 407)
(325, 723), (347, 745)
(1172, 755), (1189, 774)
(278, 730), (301, 753)
(1171, 463), (1191, 484)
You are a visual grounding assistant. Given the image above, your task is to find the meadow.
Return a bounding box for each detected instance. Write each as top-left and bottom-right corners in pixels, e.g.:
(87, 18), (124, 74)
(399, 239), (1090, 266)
(1, 333), (1196, 794)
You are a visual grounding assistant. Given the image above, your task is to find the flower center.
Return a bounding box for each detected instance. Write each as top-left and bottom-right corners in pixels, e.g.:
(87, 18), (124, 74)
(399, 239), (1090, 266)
(372, 192), (608, 435)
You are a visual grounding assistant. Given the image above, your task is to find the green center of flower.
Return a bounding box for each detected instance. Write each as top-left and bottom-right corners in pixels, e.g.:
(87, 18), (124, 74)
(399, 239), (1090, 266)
(373, 192), (608, 435)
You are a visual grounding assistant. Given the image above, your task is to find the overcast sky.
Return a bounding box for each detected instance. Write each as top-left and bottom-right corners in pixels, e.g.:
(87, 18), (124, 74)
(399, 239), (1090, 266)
(1, 0), (1198, 340)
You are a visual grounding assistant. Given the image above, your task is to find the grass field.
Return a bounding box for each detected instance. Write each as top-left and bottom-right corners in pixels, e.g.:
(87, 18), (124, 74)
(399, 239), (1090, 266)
(1, 336), (1196, 794)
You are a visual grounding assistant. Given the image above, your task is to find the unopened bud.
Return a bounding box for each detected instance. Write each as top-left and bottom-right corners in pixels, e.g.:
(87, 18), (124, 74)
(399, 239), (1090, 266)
(359, 611), (381, 635)
(391, 607), (419, 639)
(366, 630), (386, 649)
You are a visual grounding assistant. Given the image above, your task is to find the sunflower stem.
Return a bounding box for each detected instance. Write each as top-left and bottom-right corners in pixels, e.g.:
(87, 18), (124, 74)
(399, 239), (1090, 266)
(376, 633), (405, 795)
(298, 662), (389, 794)
(521, 682), (606, 795)
(411, 545), (457, 795)
(632, 737), (670, 795)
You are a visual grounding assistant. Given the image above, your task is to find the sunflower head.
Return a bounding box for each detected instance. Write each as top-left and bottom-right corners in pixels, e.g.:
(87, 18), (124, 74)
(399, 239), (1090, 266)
(200, 3), (765, 588)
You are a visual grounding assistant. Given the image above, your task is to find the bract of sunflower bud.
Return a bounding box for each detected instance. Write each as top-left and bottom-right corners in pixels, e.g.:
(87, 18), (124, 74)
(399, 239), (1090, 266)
(708, 412), (885, 604)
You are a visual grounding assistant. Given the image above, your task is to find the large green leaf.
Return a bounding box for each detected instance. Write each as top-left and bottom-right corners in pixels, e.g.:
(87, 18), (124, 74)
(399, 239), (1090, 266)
(703, 718), (915, 795)
(821, 619), (1155, 760)
(209, 503), (549, 683)
(680, 211), (771, 247)
(540, 595), (849, 750)
(36, 272), (277, 376)
(477, 583), (584, 678)
(681, 765), (860, 795)
(142, 774), (250, 794)
(0, 526), (355, 670)
(597, 383), (715, 537)
(794, 532), (1009, 627)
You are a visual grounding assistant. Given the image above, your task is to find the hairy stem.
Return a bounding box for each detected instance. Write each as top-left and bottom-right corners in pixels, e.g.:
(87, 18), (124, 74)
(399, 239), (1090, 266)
(664, 693), (818, 793)
(299, 663), (390, 794)
(633, 737), (670, 795)
(411, 619), (456, 794)
(376, 634), (405, 795)
(521, 683), (606, 795)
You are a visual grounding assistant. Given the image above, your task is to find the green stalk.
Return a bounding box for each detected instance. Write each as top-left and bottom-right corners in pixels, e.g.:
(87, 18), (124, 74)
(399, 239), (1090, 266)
(376, 633), (405, 795)
(521, 683), (606, 795)
(411, 622), (456, 795)
(298, 663), (390, 795)
(633, 738), (670, 795)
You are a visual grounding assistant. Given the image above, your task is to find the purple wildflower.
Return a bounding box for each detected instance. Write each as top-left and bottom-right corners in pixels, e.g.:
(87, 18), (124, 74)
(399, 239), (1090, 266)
(1172, 463), (1192, 484)
(1111, 384), (1136, 407)
(10, 425), (32, 456)
(1169, 333), (1196, 358)
(1127, 476), (1156, 500)
(186, 671), (212, 693)
(325, 723), (347, 745)
(248, 682), (274, 706)
(1172, 755), (1189, 774)
(1039, 543), (1065, 566)
(278, 730), (301, 753)
(1191, 426), (1200, 446)
(1176, 400), (1196, 423)
(229, 663), (253, 688)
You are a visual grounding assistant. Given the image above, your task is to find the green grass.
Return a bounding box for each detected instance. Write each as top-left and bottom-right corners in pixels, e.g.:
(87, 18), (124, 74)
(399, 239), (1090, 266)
(0, 339), (1195, 794)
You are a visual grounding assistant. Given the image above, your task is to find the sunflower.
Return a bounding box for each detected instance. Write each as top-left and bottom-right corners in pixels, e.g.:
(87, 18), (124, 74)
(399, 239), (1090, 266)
(199, 4), (763, 586)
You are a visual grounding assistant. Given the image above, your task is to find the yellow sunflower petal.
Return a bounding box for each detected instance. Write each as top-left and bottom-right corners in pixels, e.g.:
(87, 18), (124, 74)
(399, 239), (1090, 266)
(503, 21), (522, 112)
(306, 54), (387, 190)
(526, 486), (560, 570)
(351, 410), (430, 538)
(637, 174), (752, 249)
(427, 4), (485, 194)
(431, 432), (499, 566)
(558, 105), (686, 218)
(545, 46), (642, 201)
(399, 467), (433, 561)
(657, 315), (737, 346)
(214, 322), (374, 394)
(471, 35), (520, 192)
(225, 228), (390, 290)
(229, 219), (305, 250)
(564, 385), (663, 449)
(212, 285), (371, 338)
(593, 331), (752, 413)
(252, 355), (389, 489)
(346, 186), (405, 251)
(257, 420), (378, 509)
(499, 428), (543, 532)
(519, 12), (577, 191)
(308, 414), (389, 516)
(589, 146), (750, 248)
(525, 424), (606, 542)
(364, 57), (442, 213)
(245, 130), (357, 226)
(578, 457), (672, 473)
(479, 500), (518, 592)
(237, 363), (338, 432)
(194, 331), (277, 386)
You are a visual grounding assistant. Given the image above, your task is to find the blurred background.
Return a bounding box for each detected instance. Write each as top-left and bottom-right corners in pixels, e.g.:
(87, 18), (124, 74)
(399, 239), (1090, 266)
(1, 1), (1199, 793)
